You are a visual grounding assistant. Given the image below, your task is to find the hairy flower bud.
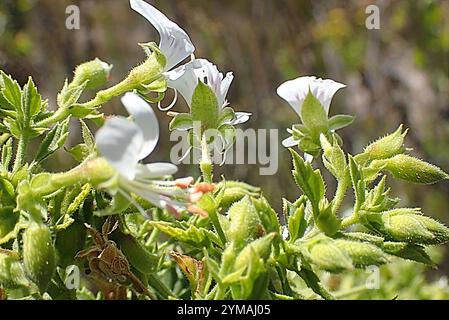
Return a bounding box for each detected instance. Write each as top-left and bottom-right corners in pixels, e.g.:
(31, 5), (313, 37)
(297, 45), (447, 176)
(375, 154), (449, 184)
(356, 125), (407, 163)
(0, 253), (29, 289)
(234, 233), (276, 271)
(381, 209), (449, 245)
(307, 241), (353, 273)
(23, 223), (56, 293)
(334, 239), (388, 267)
(72, 58), (112, 90)
(227, 196), (262, 249)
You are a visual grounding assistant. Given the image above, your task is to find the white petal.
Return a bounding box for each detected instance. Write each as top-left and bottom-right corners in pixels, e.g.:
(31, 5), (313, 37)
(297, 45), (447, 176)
(167, 59), (233, 108)
(130, 0), (195, 70)
(304, 153), (314, 163)
(230, 112), (251, 125)
(96, 117), (143, 180)
(121, 92), (159, 160)
(282, 136), (298, 148)
(277, 76), (346, 115)
(219, 72), (234, 107)
(166, 62), (199, 107)
(135, 162), (178, 179)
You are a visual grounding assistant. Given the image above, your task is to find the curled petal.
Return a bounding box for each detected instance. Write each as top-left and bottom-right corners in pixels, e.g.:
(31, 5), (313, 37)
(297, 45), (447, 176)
(121, 92), (159, 160)
(96, 117), (143, 180)
(277, 76), (346, 115)
(230, 112), (251, 125)
(167, 59), (233, 108)
(130, 0), (195, 70)
(166, 62), (199, 107)
(282, 136), (298, 148)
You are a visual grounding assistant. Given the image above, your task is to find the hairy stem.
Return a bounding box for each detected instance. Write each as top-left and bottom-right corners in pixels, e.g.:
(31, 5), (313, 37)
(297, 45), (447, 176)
(33, 158), (115, 197)
(332, 177), (349, 215)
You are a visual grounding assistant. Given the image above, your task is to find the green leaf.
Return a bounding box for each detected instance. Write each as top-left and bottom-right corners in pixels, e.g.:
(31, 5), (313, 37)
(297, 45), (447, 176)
(291, 149), (325, 205)
(291, 149), (340, 235)
(328, 114), (355, 131)
(320, 134), (348, 181)
(296, 267), (335, 300)
(34, 117), (70, 163)
(285, 200), (307, 242)
(66, 144), (90, 162)
(191, 81), (219, 130)
(0, 177), (15, 198)
(21, 77), (42, 125)
(1, 138), (13, 171)
(0, 71), (22, 109)
(57, 80), (88, 109)
(0, 207), (19, 240)
(362, 176), (399, 213)
(218, 107), (235, 124)
(80, 119), (95, 151)
(299, 91), (329, 141)
(349, 156), (365, 211)
(169, 113), (193, 131)
(382, 242), (434, 266)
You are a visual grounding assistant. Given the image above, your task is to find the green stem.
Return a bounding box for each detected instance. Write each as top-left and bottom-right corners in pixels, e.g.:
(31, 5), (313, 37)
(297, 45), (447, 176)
(341, 211), (359, 229)
(213, 284), (226, 300)
(334, 285), (371, 299)
(332, 178), (348, 215)
(200, 135), (213, 183)
(75, 79), (135, 110)
(33, 158), (115, 197)
(12, 135), (28, 172)
(75, 60), (164, 110)
(35, 107), (71, 128)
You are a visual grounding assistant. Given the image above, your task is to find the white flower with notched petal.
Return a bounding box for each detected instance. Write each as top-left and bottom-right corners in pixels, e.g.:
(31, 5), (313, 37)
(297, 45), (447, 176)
(96, 92), (210, 216)
(130, 0), (195, 72)
(168, 58), (252, 126)
(277, 76), (346, 148)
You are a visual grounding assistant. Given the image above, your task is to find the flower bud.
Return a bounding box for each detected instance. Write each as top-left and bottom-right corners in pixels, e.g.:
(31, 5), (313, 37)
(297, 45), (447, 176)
(376, 154), (448, 184)
(357, 125), (407, 163)
(307, 241), (353, 273)
(334, 239), (388, 267)
(72, 58), (112, 90)
(0, 253), (29, 289)
(23, 223), (56, 293)
(234, 233), (276, 271)
(227, 196), (262, 249)
(382, 209), (449, 245)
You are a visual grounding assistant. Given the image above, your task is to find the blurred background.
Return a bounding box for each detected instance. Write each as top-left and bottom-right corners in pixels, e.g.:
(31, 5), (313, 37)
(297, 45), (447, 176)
(1, 0), (448, 271)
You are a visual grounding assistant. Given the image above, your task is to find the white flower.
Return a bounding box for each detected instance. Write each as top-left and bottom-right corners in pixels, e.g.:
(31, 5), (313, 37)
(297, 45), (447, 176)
(96, 92), (171, 180)
(167, 58), (251, 125)
(96, 92), (210, 216)
(277, 76), (346, 116)
(277, 76), (346, 150)
(130, 0), (195, 71)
